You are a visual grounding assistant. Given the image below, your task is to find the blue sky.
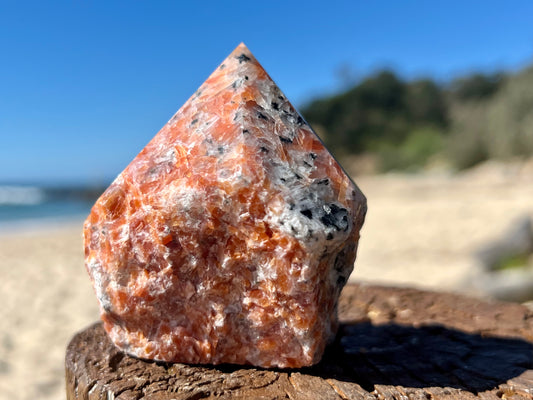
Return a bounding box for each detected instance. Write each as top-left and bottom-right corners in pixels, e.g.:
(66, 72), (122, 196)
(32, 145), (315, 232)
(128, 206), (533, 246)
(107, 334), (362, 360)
(1, 1), (533, 185)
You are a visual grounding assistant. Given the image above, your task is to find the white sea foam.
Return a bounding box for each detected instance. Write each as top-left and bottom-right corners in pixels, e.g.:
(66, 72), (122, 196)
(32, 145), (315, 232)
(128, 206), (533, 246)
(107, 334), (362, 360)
(0, 186), (46, 205)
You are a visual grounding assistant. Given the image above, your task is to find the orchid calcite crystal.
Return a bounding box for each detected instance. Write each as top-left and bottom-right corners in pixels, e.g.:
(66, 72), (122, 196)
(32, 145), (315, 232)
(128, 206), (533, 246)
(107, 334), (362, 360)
(84, 43), (367, 368)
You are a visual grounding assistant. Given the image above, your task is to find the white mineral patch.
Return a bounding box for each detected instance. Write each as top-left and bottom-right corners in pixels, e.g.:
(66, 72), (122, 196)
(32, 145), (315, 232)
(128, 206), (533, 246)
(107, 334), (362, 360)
(212, 303), (225, 328)
(87, 258), (111, 311)
(254, 258), (278, 283)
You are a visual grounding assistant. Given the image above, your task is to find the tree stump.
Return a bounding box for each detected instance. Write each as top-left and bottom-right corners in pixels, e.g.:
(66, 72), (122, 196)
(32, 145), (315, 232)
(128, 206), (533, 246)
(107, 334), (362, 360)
(66, 283), (533, 399)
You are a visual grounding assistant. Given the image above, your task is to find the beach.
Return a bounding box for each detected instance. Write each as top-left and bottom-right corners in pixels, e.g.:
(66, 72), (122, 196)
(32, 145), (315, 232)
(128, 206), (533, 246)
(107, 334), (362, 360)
(0, 221), (97, 399)
(1, 161), (533, 400)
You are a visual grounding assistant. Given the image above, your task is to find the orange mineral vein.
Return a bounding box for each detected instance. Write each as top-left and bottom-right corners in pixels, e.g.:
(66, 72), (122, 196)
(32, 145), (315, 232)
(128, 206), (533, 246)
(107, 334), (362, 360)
(84, 43), (367, 368)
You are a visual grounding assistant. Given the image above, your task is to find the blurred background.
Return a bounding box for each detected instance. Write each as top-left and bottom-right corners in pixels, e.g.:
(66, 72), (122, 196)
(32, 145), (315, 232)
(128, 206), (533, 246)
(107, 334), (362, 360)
(1, 1), (533, 399)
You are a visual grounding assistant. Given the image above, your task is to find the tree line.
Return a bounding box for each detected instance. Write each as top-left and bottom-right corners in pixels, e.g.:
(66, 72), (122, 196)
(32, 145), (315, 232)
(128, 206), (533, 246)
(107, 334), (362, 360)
(301, 65), (532, 171)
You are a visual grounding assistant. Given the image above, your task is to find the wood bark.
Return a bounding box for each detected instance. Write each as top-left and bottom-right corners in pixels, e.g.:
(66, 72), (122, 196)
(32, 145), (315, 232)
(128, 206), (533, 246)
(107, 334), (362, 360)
(66, 283), (533, 399)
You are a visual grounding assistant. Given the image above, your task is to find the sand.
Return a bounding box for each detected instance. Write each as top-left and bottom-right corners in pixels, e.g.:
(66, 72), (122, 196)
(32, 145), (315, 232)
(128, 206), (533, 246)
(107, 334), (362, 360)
(0, 221), (97, 399)
(353, 167), (533, 294)
(1, 160), (532, 400)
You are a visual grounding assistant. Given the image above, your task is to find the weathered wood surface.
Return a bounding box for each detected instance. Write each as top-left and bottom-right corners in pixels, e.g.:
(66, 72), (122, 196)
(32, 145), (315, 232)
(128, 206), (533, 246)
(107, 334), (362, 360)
(66, 283), (533, 399)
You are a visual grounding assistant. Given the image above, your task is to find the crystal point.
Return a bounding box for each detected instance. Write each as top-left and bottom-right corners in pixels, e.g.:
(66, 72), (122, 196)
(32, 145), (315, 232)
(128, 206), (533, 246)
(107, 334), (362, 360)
(84, 43), (367, 368)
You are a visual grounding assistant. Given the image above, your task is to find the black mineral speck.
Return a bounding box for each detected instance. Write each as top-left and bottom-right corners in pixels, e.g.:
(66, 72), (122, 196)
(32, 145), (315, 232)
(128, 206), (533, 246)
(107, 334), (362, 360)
(279, 136), (293, 144)
(257, 112), (268, 120)
(289, 203), (296, 210)
(271, 101), (279, 110)
(326, 232), (334, 240)
(219, 64), (226, 70)
(317, 178), (329, 186)
(190, 119), (198, 126)
(244, 75), (249, 80)
(242, 129), (250, 134)
(309, 153), (317, 160)
(300, 209), (313, 219)
(320, 204), (349, 231)
(236, 53), (251, 63)
(297, 116), (304, 125)
(260, 146), (269, 153)
(334, 253), (343, 272)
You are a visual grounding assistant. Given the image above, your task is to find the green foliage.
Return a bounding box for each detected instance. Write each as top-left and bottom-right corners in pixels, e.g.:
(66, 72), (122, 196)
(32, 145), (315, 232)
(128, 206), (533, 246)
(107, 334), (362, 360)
(447, 67), (533, 169)
(494, 253), (530, 271)
(446, 102), (490, 169)
(377, 127), (445, 171)
(302, 70), (448, 163)
(450, 72), (505, 101)
(406, 80), (448, 126)
(301, 65), (533, 172)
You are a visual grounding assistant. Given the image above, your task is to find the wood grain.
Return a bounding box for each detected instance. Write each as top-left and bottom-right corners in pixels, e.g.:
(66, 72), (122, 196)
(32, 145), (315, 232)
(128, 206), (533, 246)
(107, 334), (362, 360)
(66, 284), (533, 399)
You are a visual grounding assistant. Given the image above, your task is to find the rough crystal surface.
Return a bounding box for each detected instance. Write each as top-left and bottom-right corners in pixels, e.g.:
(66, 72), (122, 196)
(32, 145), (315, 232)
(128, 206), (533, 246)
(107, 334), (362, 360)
(84, 43), (367, 368)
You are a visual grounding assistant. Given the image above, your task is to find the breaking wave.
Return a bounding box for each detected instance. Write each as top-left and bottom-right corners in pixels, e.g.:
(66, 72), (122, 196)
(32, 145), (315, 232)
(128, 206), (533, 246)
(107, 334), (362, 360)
(0, 186), (47, 206)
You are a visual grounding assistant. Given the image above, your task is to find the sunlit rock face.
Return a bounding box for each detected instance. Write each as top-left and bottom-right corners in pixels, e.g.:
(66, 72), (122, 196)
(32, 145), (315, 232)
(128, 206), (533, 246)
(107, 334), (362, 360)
(84, 43), (367, 368)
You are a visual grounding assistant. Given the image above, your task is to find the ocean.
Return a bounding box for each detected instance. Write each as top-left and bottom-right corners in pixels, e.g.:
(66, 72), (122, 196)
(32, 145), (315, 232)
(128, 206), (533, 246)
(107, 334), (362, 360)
(0, 184), (105, 228)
